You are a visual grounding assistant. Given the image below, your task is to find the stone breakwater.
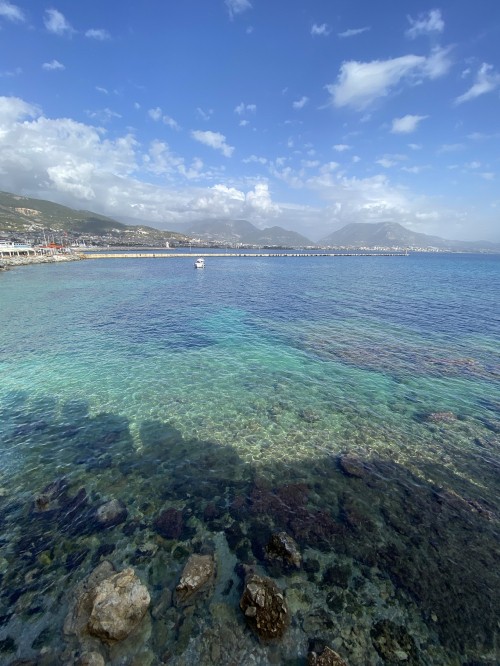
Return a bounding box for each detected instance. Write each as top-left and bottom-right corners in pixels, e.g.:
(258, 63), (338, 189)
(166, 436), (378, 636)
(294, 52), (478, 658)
(0, 253), (85, 270)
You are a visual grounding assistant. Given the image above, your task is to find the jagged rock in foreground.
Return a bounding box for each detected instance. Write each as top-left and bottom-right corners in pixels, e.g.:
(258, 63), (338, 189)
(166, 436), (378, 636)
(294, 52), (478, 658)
(308, 645), (348, 665)
(175, 553), (216, 603)
(64, 562), (150, 647)
(240, 573), (289, 640)
(88, 568), (150, 642)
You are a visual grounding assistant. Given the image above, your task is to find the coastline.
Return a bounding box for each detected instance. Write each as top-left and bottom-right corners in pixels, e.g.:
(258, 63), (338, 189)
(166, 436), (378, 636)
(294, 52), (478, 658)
(0, 253), (85, 271)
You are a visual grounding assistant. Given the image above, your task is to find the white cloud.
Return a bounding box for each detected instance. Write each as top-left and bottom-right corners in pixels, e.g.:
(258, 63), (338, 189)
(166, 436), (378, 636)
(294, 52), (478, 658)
(44, 8), (74, 36)
(454, 63), (500, 104)
(225, 0), (252, 19)
(406, 9), (444, 39)
(408, 143), (422, 150)
(234, 102), (256, 115)
(376, 154), (406, 169)
(148, 107), (180, 130)
(0, 96), (38, 126)
(423, 46), (453, 79)
(163, 115), (180, 130)
(481, 172), (495, 181)
(85, 28), (111, 40)
(391, 114), (428, 134)
(239, 119), (249, 127)
(377, 158), (397, 168)
(0, 1), (24, 22)
(0, 96), (137, 201)
(86, 108), (122, 123)
(311, 23), (330, 37)
(143, 139), (183, 175)
(293, 96), (309, 110)
(243, 155), (267, 164)
(191, 130), (234, 157)
(333, 144), (351, 152)
(148, 107), (162, 121)
(42, 59), (65, 71)
(190, 182), (280, 220)
(326, 48), (451, 110)
(338, 27), (370, 38)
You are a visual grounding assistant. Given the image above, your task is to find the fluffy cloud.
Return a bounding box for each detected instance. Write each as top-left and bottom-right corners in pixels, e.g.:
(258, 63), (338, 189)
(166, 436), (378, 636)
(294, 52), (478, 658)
(225, 0), (252, 19)
(44, 8), (74, 36)
(311, 23), (330, 37)
(42, 59), (65, 71)
(333, 144), (351, 152)
(292, 96), (309, 110)
(338, 27), (370, 38)
(85, 28), (111, 40)
(391, 114), (428, 134)
(406, 9), (444, 39)
(191, 130), (234, 157)
(190, 182), (280, 219)
(0, 1), (24, 22)
(454, 63), (500, 104)
(327, 48), (451, 110)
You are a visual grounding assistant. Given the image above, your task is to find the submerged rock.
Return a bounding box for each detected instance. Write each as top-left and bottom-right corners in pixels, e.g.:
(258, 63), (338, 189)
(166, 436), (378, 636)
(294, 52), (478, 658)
(308, 645), (348, 665)
(371, 620), (419, 665)
(175, 553), (216, 604)
(64, 561), (115, 638)
(87, 568), (150, 643)
(153, 507), (184, 539)
(265, 531), (301, 570)
(78, 652), (106, 666)
(65, 562), (150, 646)
(425, 411), (457, 424)
(95, 499), (128, 528)
(239, 573), (289, 640)
(337, 453), (369, 479)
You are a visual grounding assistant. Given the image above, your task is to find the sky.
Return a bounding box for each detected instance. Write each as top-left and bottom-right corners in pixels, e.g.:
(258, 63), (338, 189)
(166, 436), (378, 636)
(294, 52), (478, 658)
(0, 1), (499, 242)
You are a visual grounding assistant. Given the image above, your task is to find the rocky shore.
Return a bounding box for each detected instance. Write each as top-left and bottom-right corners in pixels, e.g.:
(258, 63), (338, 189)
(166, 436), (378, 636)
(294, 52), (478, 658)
(0, 253), (85, 271)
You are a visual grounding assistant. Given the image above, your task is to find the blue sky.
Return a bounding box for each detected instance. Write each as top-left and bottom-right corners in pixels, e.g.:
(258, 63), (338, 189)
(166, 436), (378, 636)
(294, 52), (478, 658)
(1, 0), (499, 241)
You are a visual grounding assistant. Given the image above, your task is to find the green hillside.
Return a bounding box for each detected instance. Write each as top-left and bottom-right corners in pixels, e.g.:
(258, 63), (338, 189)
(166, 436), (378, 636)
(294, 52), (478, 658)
(0, 191), (189, 244)
(0, 191), (127, 233)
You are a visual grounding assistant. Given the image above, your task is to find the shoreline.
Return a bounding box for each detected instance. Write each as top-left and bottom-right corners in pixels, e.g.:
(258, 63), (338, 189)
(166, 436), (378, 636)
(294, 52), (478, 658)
(0, 253), (85, 271)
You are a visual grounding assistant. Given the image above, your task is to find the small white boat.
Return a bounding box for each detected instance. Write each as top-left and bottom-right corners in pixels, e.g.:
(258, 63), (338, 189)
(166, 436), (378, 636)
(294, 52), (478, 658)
(194, 257), (205, 269)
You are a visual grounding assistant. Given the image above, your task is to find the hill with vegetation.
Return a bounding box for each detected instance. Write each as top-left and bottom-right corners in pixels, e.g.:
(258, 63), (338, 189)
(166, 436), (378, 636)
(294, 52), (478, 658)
(0, 191), (189, 245)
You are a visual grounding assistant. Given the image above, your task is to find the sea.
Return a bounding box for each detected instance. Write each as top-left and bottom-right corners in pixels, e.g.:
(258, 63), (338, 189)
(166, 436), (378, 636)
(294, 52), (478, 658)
(0, 251), (499, 665)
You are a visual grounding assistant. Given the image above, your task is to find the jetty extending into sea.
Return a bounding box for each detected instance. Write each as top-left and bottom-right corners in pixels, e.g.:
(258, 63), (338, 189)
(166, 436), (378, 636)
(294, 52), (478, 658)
(83, 251), (407, 259)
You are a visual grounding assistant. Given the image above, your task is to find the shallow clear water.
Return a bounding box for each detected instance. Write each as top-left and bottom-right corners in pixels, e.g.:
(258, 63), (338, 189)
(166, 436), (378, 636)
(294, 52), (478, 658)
(0, 253), (499, 664)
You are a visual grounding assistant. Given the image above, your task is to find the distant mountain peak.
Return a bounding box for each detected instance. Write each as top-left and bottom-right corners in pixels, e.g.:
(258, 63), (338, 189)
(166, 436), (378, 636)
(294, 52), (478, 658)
(319, 221), (499, 251)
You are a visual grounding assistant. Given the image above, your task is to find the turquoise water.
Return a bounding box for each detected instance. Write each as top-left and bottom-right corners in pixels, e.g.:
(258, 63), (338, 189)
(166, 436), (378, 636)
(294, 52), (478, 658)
(0, 253), (499, 664)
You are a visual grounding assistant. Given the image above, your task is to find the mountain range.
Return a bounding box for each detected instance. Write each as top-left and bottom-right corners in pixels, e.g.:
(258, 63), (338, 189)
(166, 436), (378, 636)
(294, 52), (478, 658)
(1, 190), (499, 251)
(319, 222), (500, 251)
(179, 218), (313, 247)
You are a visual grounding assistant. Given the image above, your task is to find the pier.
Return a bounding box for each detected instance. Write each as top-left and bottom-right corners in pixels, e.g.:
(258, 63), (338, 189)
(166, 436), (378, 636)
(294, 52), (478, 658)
(83, 251), (407, 259)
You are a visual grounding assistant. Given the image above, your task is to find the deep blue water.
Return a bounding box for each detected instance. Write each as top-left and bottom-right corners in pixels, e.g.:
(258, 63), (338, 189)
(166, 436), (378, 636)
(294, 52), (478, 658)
(0, 253), (499, 664)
